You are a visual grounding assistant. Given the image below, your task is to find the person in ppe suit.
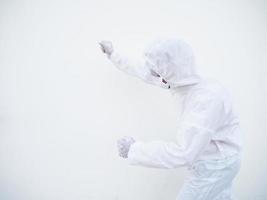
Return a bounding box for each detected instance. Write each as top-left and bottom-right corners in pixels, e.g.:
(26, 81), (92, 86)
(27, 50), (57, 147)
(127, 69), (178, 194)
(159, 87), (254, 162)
(99, 39), (242, 200)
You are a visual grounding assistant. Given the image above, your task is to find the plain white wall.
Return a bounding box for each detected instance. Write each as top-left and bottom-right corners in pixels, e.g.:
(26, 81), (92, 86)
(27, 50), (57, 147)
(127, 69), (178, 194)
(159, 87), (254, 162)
(0, 0), (267, 199)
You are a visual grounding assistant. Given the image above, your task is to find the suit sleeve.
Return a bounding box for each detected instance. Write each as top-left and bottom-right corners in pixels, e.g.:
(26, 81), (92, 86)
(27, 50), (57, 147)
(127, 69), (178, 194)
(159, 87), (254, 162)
(127, 93), (224, 168)
(109, 51), (161, 86)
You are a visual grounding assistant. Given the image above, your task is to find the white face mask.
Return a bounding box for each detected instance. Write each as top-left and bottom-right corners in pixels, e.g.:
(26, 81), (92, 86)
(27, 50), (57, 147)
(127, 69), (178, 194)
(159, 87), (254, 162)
(149, 69), (171, 89)
(144, 57), (171, 89)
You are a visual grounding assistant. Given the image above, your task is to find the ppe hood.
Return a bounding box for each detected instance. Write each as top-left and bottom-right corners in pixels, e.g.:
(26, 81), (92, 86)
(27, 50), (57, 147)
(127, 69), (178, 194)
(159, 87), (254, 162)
(143, 39), (201, 88)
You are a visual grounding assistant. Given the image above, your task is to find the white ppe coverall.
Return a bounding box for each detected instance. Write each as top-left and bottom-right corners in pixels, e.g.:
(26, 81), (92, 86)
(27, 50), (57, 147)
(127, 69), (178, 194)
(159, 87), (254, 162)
(109, 39), (242, 200)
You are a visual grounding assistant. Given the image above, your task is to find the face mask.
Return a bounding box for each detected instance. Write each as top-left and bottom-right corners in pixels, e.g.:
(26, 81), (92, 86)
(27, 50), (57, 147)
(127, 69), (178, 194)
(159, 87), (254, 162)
(144, 57), (171, 89)
(149, 69), (170, 89)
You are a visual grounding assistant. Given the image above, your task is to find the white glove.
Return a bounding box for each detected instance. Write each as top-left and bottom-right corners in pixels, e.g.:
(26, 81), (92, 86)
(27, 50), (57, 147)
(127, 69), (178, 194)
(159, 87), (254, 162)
(99, 40), (113, 58)
(117, 136), (135, 158)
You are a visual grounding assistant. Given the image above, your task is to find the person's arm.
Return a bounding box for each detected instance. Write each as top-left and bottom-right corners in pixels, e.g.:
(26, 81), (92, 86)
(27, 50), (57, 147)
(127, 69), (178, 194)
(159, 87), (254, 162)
(126, 92), (224, 169)
(109, 51), (153, 83)
(99, 40), (166, 87)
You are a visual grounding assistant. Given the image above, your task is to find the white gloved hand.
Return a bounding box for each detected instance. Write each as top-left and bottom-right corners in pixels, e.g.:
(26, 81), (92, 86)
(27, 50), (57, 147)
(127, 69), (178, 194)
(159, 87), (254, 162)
(117, 136), (136, 158)
(99, 40), (113, 58)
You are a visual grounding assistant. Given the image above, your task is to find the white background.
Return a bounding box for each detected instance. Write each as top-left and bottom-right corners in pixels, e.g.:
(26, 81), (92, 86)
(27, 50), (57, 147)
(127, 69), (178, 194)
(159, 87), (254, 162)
(0, 0), (267, 199)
